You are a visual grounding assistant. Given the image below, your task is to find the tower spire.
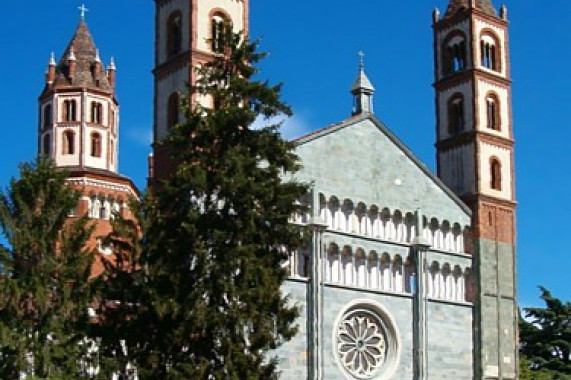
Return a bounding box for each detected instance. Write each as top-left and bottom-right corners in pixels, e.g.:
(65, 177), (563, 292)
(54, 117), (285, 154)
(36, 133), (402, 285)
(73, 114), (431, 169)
(444, 0), (498, 19)
(350, 52), (374, 116)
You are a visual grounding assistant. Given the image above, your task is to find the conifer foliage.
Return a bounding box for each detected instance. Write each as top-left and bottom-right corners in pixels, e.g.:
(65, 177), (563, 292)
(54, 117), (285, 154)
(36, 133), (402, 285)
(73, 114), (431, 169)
(519, 287), (571, 379)
(98, 26), (308, 379)
(0, 157), (96, 379)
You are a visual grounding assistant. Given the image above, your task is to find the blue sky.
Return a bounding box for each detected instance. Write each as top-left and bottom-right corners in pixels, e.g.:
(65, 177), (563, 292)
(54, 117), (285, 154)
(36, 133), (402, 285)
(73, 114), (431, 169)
(0, 1), (569, 307)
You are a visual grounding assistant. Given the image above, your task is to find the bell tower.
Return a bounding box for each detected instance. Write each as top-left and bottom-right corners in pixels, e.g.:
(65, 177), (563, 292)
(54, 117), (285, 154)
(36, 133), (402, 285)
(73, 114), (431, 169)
(151, 0), (249, 180)
(433, 1), (517, 379)
(39, 12), (138, 276)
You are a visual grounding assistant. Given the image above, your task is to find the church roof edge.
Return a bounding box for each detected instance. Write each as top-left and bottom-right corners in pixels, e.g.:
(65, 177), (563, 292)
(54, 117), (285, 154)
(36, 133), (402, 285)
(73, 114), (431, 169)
(293, 114), (473, 217)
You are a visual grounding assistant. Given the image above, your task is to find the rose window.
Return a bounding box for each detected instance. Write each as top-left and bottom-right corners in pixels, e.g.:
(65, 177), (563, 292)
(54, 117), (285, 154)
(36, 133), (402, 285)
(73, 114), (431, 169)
(334, 302), (399, 380)
(337, 312), (386, 377)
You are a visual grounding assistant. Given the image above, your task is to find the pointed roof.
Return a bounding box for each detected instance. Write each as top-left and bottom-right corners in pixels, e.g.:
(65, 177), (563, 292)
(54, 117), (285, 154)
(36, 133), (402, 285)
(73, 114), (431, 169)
(444, 0), (498, 19)
(351, 54), (374, 94)
(52, 20), (113, 92)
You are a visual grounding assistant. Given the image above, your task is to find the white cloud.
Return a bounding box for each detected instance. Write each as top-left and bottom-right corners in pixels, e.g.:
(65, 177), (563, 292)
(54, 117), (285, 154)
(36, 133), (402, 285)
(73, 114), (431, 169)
(251, 114), (313, 141)
(125, 128), (152, 147)
(121, 115), (314, 149)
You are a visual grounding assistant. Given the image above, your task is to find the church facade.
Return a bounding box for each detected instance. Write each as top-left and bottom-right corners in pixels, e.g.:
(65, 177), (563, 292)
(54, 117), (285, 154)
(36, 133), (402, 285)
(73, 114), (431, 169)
(38, 0), (518, 378)
(149, 0), (518, 379)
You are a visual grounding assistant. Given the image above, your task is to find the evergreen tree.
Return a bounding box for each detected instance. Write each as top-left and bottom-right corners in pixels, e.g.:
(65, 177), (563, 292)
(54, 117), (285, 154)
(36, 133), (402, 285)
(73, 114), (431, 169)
(519, 287), (571, 379)
(519, 357), (557, 380)
(97, 26), (308, 379)
(0, 157), (96, 379)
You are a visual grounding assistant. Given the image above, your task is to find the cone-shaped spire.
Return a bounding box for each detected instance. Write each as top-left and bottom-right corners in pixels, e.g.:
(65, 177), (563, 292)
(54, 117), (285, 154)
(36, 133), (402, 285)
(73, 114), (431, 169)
(351, 52), (374, 116)
(52, 19), (113, 92)
(444, 0), (498, 19)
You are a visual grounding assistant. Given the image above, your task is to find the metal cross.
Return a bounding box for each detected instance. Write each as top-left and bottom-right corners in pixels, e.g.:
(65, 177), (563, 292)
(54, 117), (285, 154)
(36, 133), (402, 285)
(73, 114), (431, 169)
(78, 4), (89, 19)
(358, 51), (365, 69)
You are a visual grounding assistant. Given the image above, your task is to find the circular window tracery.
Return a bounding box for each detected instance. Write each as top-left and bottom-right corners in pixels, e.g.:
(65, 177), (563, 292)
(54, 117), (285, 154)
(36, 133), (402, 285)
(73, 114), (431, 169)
(334, 301), (400, 380)
(338, 311), (386, 377)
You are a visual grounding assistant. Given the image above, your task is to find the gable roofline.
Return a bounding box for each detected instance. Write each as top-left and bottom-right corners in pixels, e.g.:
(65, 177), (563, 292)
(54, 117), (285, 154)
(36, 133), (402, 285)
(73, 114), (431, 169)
(293, 114), (472, 216)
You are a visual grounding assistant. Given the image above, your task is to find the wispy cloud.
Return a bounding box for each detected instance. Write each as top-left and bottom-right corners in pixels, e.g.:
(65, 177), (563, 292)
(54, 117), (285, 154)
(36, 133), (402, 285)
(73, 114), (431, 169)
(125, 128), (152, 147)
(123, 116), (314, 148)
(251, 114), (314, 140)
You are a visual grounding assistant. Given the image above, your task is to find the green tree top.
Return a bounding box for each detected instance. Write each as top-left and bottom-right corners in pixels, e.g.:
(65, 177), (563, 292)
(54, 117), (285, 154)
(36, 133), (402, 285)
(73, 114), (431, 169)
(520, 287), (571, 379)
(97, 26), (308, 379)
(0, 157), (96, 379)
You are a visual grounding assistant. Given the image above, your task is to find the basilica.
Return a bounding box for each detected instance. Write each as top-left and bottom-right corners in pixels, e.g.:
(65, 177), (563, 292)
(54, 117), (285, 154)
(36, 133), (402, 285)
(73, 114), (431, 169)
(37, 0), (518, 378)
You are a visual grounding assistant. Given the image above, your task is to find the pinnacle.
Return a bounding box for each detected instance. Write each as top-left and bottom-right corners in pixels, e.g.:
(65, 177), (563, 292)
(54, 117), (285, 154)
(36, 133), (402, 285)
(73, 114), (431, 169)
(351, 53), (374, 94)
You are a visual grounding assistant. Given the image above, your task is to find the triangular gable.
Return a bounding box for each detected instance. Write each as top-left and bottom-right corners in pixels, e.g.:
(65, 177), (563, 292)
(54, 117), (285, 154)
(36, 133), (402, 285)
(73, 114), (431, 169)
(293, 114), (471, 224)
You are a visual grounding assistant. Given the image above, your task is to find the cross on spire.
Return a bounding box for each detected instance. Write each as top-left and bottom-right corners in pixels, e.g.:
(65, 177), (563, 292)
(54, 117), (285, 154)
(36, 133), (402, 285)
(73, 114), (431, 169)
(358, 51), (365, 70)
(78, 4), (89, 20)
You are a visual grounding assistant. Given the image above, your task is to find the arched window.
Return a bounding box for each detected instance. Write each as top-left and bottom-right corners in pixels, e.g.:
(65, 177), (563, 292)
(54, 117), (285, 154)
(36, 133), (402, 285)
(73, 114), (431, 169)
(63, 100), (77, 122)
(211, 14), (229, 53)
(43, 104), (52, 128)
(490, 158), (502, 191)
(89, 195), (98, 218)
(91, 102), (103, 124)
(448, 93), (465, 134)
(167, 92), (180, 129)
(110, 110), (116, 133)
(62, 130), (75, 155)
(110, 140), (114, 164)
(167, 11), (182, 58)
(99, 199), (108, 219)
(480, 33), (501, 71)
(43, 134), (51, 156)
(443, 32), (467, 76)
(91, 132), (102, 157)
(486, 93), (501, 131)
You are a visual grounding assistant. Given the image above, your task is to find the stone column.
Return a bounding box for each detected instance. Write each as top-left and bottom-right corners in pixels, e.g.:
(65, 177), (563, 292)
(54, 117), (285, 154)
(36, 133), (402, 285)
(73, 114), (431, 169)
(308, 187), (327, 379)
(412, 209), (431, 380)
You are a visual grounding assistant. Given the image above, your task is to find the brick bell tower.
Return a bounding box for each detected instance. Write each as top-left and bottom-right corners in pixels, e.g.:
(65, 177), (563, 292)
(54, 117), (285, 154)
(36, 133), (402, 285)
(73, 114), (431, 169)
(151, 0), (250, 180)
(432, 1), (517, 379)
(39, 12), (138, 276)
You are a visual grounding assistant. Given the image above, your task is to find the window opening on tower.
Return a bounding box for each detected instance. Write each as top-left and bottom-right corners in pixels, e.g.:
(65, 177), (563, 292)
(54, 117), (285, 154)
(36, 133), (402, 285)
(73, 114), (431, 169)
(43, 104), (52, 128)
(480, 33), (501, 72)
(43, 134), (51, 156)
(62, 130), (75, 155)
(486, 94), (501, 131)
(91, 132), (102, 158)
(447, 41), (466, 73)
(448, 94), (465, 134)
(167, 92), (180, 129)
(490, 158), (502, 191)
(167, 11), (182, 58)
(63, 100), (77, 122)
(443, 33), (467, 76)
(211, 14), (230, 53)
(91, 102), (103, 124)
